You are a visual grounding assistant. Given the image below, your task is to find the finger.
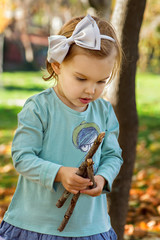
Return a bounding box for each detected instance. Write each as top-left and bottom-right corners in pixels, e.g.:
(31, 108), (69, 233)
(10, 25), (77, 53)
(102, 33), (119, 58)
(70, 181), (93, 189)
(80, 187), (101, 196)
(65, 182), (92, 192)
(66, 188), (79, 194)
(74, 174), (93, 185)
(68, 182), (93, 191)
(67, 183), (93, 192)
(70, 189), (79, 194)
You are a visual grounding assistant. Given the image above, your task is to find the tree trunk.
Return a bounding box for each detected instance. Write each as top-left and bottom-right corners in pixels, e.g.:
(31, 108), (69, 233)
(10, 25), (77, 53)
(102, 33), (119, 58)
(0, 33), (4, 73)
(88, 0), (112, 20)
(0, 33), (4, 85)
(106, 0), (147, 239)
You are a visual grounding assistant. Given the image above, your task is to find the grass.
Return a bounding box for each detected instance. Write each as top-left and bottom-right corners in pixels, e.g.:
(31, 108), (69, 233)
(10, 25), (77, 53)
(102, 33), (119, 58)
(136, 72), (160, 115)
(135, 71), (160, 169)
(0, 71), (48, 103)
(0, 71), (48, 188)
(0, 70), (160, 187)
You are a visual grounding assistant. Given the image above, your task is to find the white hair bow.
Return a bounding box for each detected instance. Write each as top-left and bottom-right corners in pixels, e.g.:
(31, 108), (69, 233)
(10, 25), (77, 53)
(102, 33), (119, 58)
(47, 15), (115, 64)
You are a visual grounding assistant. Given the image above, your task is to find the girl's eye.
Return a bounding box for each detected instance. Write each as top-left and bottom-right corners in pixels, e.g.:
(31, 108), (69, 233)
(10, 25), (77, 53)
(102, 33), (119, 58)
(98, 80), (106, 84)
(76, 77), (86, 81)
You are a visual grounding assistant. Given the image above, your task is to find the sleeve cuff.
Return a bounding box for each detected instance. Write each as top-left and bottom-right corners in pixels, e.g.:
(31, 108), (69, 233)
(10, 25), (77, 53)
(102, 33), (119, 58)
(103, 180), (111, 193)
(40, 162), (62, 192)
(96, 171), (113, 194)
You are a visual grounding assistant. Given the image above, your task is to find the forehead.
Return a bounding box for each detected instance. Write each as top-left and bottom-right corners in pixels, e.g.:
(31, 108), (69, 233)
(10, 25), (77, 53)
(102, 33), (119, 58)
(63, 50), (116, 78)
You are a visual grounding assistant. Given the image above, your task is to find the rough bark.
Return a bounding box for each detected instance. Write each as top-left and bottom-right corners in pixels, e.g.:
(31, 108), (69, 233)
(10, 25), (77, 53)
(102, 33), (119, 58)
(106, 1), (147, 239)
(58, 192), (81, 232)
(84, 132), (105, 161)
(86, 159), (97, 188)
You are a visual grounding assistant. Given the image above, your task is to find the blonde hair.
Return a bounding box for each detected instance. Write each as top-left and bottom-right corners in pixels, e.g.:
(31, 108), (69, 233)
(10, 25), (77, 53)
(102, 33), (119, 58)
(43, 16), (122, 84)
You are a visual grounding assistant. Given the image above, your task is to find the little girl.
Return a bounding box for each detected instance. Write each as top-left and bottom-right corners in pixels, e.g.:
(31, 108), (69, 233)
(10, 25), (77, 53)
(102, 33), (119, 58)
(0, 15), (123, 240)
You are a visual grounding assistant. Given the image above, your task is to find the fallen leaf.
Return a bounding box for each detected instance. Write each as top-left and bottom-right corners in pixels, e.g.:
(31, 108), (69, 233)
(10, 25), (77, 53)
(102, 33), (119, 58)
(157, 205), (160, 215)
(134, 226), (148, 237)
(136, 203), (157, 216)
(136, 169), (148, 180)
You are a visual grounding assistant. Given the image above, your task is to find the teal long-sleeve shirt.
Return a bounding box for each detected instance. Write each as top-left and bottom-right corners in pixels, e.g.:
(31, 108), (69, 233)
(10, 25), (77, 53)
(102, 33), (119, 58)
(4, 88), (123, 237)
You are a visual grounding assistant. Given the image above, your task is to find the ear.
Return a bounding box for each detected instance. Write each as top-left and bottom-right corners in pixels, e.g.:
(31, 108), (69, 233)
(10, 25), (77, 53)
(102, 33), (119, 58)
(51, 62), (61, 75)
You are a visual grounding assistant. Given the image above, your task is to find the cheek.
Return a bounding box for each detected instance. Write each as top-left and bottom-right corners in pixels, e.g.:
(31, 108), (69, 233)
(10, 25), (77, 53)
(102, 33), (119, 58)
(96, 85), (106, 95)
(63, 81), (81, 97)
(66, 79), (82, 93)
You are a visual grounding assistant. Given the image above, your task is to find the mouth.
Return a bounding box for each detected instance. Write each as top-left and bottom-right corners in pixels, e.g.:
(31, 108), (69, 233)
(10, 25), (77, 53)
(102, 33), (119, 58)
(79, 98), (92, 104)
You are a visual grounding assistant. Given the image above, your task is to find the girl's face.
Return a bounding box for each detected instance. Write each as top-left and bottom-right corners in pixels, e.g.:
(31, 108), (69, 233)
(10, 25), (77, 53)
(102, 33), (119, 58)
(53, 50), (116, 112)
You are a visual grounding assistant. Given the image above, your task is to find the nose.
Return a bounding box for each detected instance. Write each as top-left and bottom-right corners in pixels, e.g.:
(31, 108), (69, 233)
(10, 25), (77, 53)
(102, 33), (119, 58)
(84, 83), (96, 95)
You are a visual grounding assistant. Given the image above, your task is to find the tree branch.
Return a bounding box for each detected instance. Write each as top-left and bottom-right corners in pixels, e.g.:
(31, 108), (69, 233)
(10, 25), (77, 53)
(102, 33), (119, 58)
(56, 132), (105, 208)
(58, 192), (81, 232)
(56, 132), (105, 231)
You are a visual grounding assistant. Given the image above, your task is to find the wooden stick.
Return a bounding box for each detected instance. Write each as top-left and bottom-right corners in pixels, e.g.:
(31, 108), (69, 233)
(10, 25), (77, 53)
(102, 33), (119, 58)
(57, 157), (98, 231)
(86, 159), (97, 188)
(84, 132), (105, 161)
(56, 190), (71, 208)
(56, 162), (88, 208)
(56, 132), (105, 208)
(58, 192), (81, 232)
(76, 161), (88, 177)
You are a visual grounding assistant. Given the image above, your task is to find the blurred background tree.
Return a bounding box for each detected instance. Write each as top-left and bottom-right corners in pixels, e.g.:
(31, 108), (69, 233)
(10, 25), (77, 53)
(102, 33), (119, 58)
(108, 1), (146, 239)
(2, 0), (159, 73)
(138, 0), (160, 74)
(0, 0), (13, 73)
(88, 0), (111, 19)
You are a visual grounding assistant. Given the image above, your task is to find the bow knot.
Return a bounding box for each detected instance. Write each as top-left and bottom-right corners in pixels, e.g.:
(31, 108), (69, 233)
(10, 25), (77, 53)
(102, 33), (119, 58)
(47, 15), (115, 64)
(66, 35), (74, 44)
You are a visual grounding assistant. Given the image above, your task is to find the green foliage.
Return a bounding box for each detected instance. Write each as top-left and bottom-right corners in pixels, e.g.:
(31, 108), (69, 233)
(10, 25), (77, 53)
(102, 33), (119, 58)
(136, 71), (160, 168)
(138, 0), (160, 73)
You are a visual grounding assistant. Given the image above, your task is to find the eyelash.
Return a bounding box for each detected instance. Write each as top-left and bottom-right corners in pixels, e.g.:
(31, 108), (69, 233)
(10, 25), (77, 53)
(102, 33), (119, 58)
(76, 76), (106, 84)
(76, 77), (86, 81)
(98, 81), (106, 84)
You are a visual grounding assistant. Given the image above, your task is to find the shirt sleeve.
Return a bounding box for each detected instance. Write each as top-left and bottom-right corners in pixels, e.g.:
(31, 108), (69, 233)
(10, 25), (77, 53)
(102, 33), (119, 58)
(96, 102), (123, 193)
(11, 98), (62, 192)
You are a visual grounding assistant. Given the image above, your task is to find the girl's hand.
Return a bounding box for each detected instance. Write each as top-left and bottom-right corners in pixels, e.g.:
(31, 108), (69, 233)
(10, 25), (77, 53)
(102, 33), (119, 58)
(55, 166), (93, 194)
(80, 175), (106, 197)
